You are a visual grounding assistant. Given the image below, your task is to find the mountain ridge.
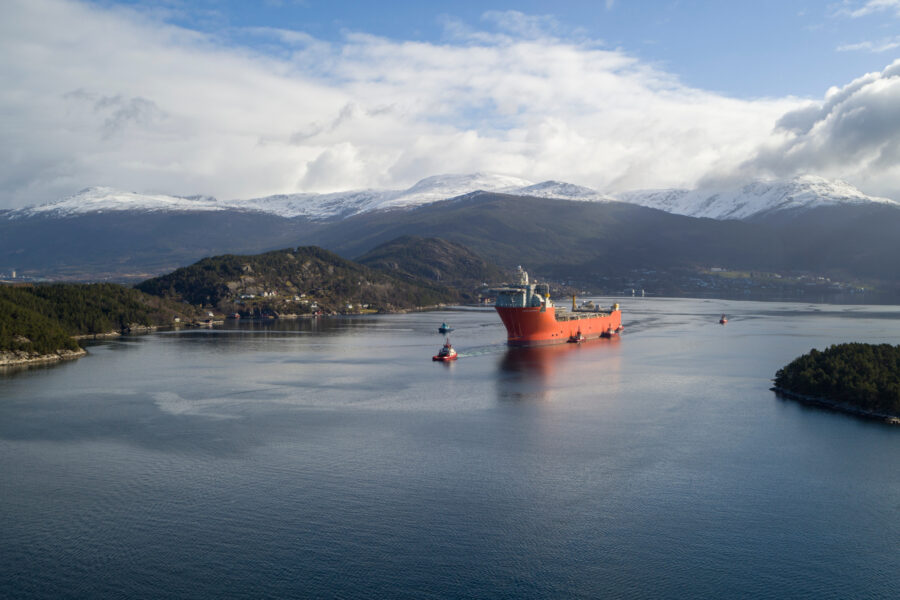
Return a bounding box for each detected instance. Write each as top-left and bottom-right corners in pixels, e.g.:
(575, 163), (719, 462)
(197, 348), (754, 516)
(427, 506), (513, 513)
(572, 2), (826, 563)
(4, 191), (900, 299)
(11, 173), (895, 222)
(614, 175), (899, 220)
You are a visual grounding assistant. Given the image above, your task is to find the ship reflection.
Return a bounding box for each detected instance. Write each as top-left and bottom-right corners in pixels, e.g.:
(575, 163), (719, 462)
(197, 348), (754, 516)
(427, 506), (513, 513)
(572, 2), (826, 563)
(496, 337), (622, 402)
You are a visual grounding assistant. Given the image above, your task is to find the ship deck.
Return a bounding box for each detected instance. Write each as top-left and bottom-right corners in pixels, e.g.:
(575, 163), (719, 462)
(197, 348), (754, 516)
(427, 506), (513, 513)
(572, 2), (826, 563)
(554, 310), (612, 322)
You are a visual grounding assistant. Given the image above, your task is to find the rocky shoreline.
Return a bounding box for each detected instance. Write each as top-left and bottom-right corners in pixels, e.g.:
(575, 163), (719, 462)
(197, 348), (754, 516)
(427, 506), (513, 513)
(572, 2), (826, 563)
(0, 348), (88, 368)
(73, 324), (160, 340)
(772, 386), (900, 425)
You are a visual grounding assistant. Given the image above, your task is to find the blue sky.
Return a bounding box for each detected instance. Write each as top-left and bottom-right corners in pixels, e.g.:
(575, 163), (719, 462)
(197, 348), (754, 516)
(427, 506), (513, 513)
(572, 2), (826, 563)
(107, 0), (900, 98)
(2, 0), (900, 207)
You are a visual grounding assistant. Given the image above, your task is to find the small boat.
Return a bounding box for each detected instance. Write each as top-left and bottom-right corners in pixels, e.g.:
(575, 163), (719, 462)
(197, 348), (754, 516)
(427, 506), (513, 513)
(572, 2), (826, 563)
(438, 322), (454, 333)
(567, 330), (585, 343)
(719, 314), (728, 324)
(433, 340), (458, 361)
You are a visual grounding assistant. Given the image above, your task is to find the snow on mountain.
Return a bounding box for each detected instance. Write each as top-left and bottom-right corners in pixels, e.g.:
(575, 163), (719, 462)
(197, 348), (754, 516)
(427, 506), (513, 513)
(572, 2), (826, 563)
(10, 173), (546, 221)
(236, 189), (389, 220)
(513, 180), (612, 202)
(10, 187), (225, 218)
(614, 175), (899, 220)
(11, 174), (895, 222)
(236, 173), (538, 219)
(381, 172), (535, 210)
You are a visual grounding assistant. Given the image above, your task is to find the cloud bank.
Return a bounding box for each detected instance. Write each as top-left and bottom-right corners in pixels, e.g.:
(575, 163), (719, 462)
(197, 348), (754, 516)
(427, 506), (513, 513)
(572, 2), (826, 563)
(0, 0), (898, 208)
(740, 60), (900, 198)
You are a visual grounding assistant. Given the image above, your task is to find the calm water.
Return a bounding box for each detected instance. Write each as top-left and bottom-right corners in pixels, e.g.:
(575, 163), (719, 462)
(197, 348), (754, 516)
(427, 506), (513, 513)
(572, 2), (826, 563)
(2, 298), (900, 599)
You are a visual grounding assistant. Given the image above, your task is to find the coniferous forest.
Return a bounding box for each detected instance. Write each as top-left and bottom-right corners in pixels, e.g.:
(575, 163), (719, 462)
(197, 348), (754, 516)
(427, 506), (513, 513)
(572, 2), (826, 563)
(0, 284), (198, 356)
(775, 343), (900, 416)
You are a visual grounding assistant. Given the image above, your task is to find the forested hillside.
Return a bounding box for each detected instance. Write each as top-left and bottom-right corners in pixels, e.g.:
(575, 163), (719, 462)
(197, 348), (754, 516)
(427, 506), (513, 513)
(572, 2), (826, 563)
(0, 283), (200, 360)
(356, 236), (509, 298)
(0, 291), (80, 355)
(775, 343), (900, 417)
(136, 246), (458, 314)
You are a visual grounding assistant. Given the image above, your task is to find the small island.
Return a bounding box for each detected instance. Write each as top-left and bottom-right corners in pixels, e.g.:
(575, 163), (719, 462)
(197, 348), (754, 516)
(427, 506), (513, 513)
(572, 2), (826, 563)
(773, 343), (900, 424)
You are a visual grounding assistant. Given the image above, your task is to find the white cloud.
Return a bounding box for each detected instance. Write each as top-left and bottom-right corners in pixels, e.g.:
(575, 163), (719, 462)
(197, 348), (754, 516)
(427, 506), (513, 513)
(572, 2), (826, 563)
(2, 0), (896, 210)
(740, 60), (900, 198)
(480, 10), (562, 39)
(837, 36), (900, 52)
(843, 0), (900, 18)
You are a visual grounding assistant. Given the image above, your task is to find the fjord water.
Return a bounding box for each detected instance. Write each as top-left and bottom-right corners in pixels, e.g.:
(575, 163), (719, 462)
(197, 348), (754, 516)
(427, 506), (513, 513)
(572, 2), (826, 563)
(2, 298), (899, 599)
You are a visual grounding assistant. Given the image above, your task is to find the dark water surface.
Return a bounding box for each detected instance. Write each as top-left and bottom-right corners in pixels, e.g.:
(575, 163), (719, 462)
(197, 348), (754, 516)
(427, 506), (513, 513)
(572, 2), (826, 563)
(2, 298), (900, 599)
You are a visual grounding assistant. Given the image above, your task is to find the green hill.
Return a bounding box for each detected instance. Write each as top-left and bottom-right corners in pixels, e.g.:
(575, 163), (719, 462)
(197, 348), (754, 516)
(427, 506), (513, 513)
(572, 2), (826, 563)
(356, 236), (509, 299)
(0, 283), (200, 361)
(0, 291), (80, 356)
(136, 246), (458, 315)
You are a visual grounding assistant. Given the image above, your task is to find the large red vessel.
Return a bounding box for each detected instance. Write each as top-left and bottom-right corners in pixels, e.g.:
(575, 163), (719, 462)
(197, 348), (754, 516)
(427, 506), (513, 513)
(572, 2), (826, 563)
(494, 267), (622, 346)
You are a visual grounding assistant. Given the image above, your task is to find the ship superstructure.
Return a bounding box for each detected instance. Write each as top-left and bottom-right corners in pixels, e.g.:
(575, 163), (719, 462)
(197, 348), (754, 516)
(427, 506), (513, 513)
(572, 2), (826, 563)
(494, 267), (622, 346)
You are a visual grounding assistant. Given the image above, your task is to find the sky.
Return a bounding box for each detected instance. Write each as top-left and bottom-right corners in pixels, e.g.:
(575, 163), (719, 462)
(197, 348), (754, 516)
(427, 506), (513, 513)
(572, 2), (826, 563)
(2, 0), (900, 208)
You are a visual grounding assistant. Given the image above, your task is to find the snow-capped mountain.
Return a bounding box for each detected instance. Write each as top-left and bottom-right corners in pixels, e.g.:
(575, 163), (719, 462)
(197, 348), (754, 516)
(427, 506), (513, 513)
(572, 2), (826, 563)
(614, 175), (899, 220)
(388, 173), (535, 210)
(10, 187), (225, 218)
(8, 173), (896, 222)
(236, 173), (537, 219)
(513, 180), (611, 202)
(6, 171), (900, 287)
(9, 173), (539, 220)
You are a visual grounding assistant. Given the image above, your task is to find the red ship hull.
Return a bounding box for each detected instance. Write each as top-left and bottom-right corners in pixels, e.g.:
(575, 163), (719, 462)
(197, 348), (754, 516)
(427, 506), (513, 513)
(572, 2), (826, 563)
(495, 305), (622, 347)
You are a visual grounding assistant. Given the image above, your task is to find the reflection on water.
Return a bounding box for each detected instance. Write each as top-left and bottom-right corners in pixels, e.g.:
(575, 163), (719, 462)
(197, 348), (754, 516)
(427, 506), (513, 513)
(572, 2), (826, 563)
(497, 337), (623, 402)
(500, 337), (621, 378)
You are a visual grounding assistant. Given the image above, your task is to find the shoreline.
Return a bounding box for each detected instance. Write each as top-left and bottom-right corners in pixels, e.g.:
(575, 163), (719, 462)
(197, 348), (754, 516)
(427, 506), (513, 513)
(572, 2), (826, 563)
(0, 348), (88, 368)
(1, 308), (439, 369)
(74, 324), (161, 339)
(771, 386), (900, 425)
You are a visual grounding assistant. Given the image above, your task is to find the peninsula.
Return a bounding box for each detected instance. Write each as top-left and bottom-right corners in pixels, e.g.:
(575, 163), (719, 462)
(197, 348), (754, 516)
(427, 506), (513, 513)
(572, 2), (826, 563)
(0, 283), (201, 367)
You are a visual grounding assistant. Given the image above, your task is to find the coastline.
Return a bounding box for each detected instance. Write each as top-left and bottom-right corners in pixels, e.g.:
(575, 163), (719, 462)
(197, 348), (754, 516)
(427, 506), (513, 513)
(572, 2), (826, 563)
(772, 386), (900, 425)
(73, 324), (160, 340)
(0, 348), (87, 368)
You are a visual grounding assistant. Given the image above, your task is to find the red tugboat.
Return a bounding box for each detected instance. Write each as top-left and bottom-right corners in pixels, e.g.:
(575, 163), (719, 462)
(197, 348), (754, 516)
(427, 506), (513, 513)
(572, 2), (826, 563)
(493, 267), (622, 347)
(432, 339), (458, 361)
(719, 314), (728, 325)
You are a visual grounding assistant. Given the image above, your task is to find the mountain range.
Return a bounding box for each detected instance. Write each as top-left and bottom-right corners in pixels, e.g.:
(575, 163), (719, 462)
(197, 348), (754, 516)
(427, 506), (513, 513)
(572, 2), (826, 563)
(9, 172), (893, 223)
(2, 173), (899, 298)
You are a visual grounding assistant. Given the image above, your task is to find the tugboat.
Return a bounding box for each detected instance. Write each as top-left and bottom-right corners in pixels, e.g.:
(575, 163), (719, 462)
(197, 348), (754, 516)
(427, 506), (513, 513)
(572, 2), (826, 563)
(438, 322), (454, 334)
(567, 330), (585, 343)
(719, 314), (728, 325)
(432, 339), (458, 361)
